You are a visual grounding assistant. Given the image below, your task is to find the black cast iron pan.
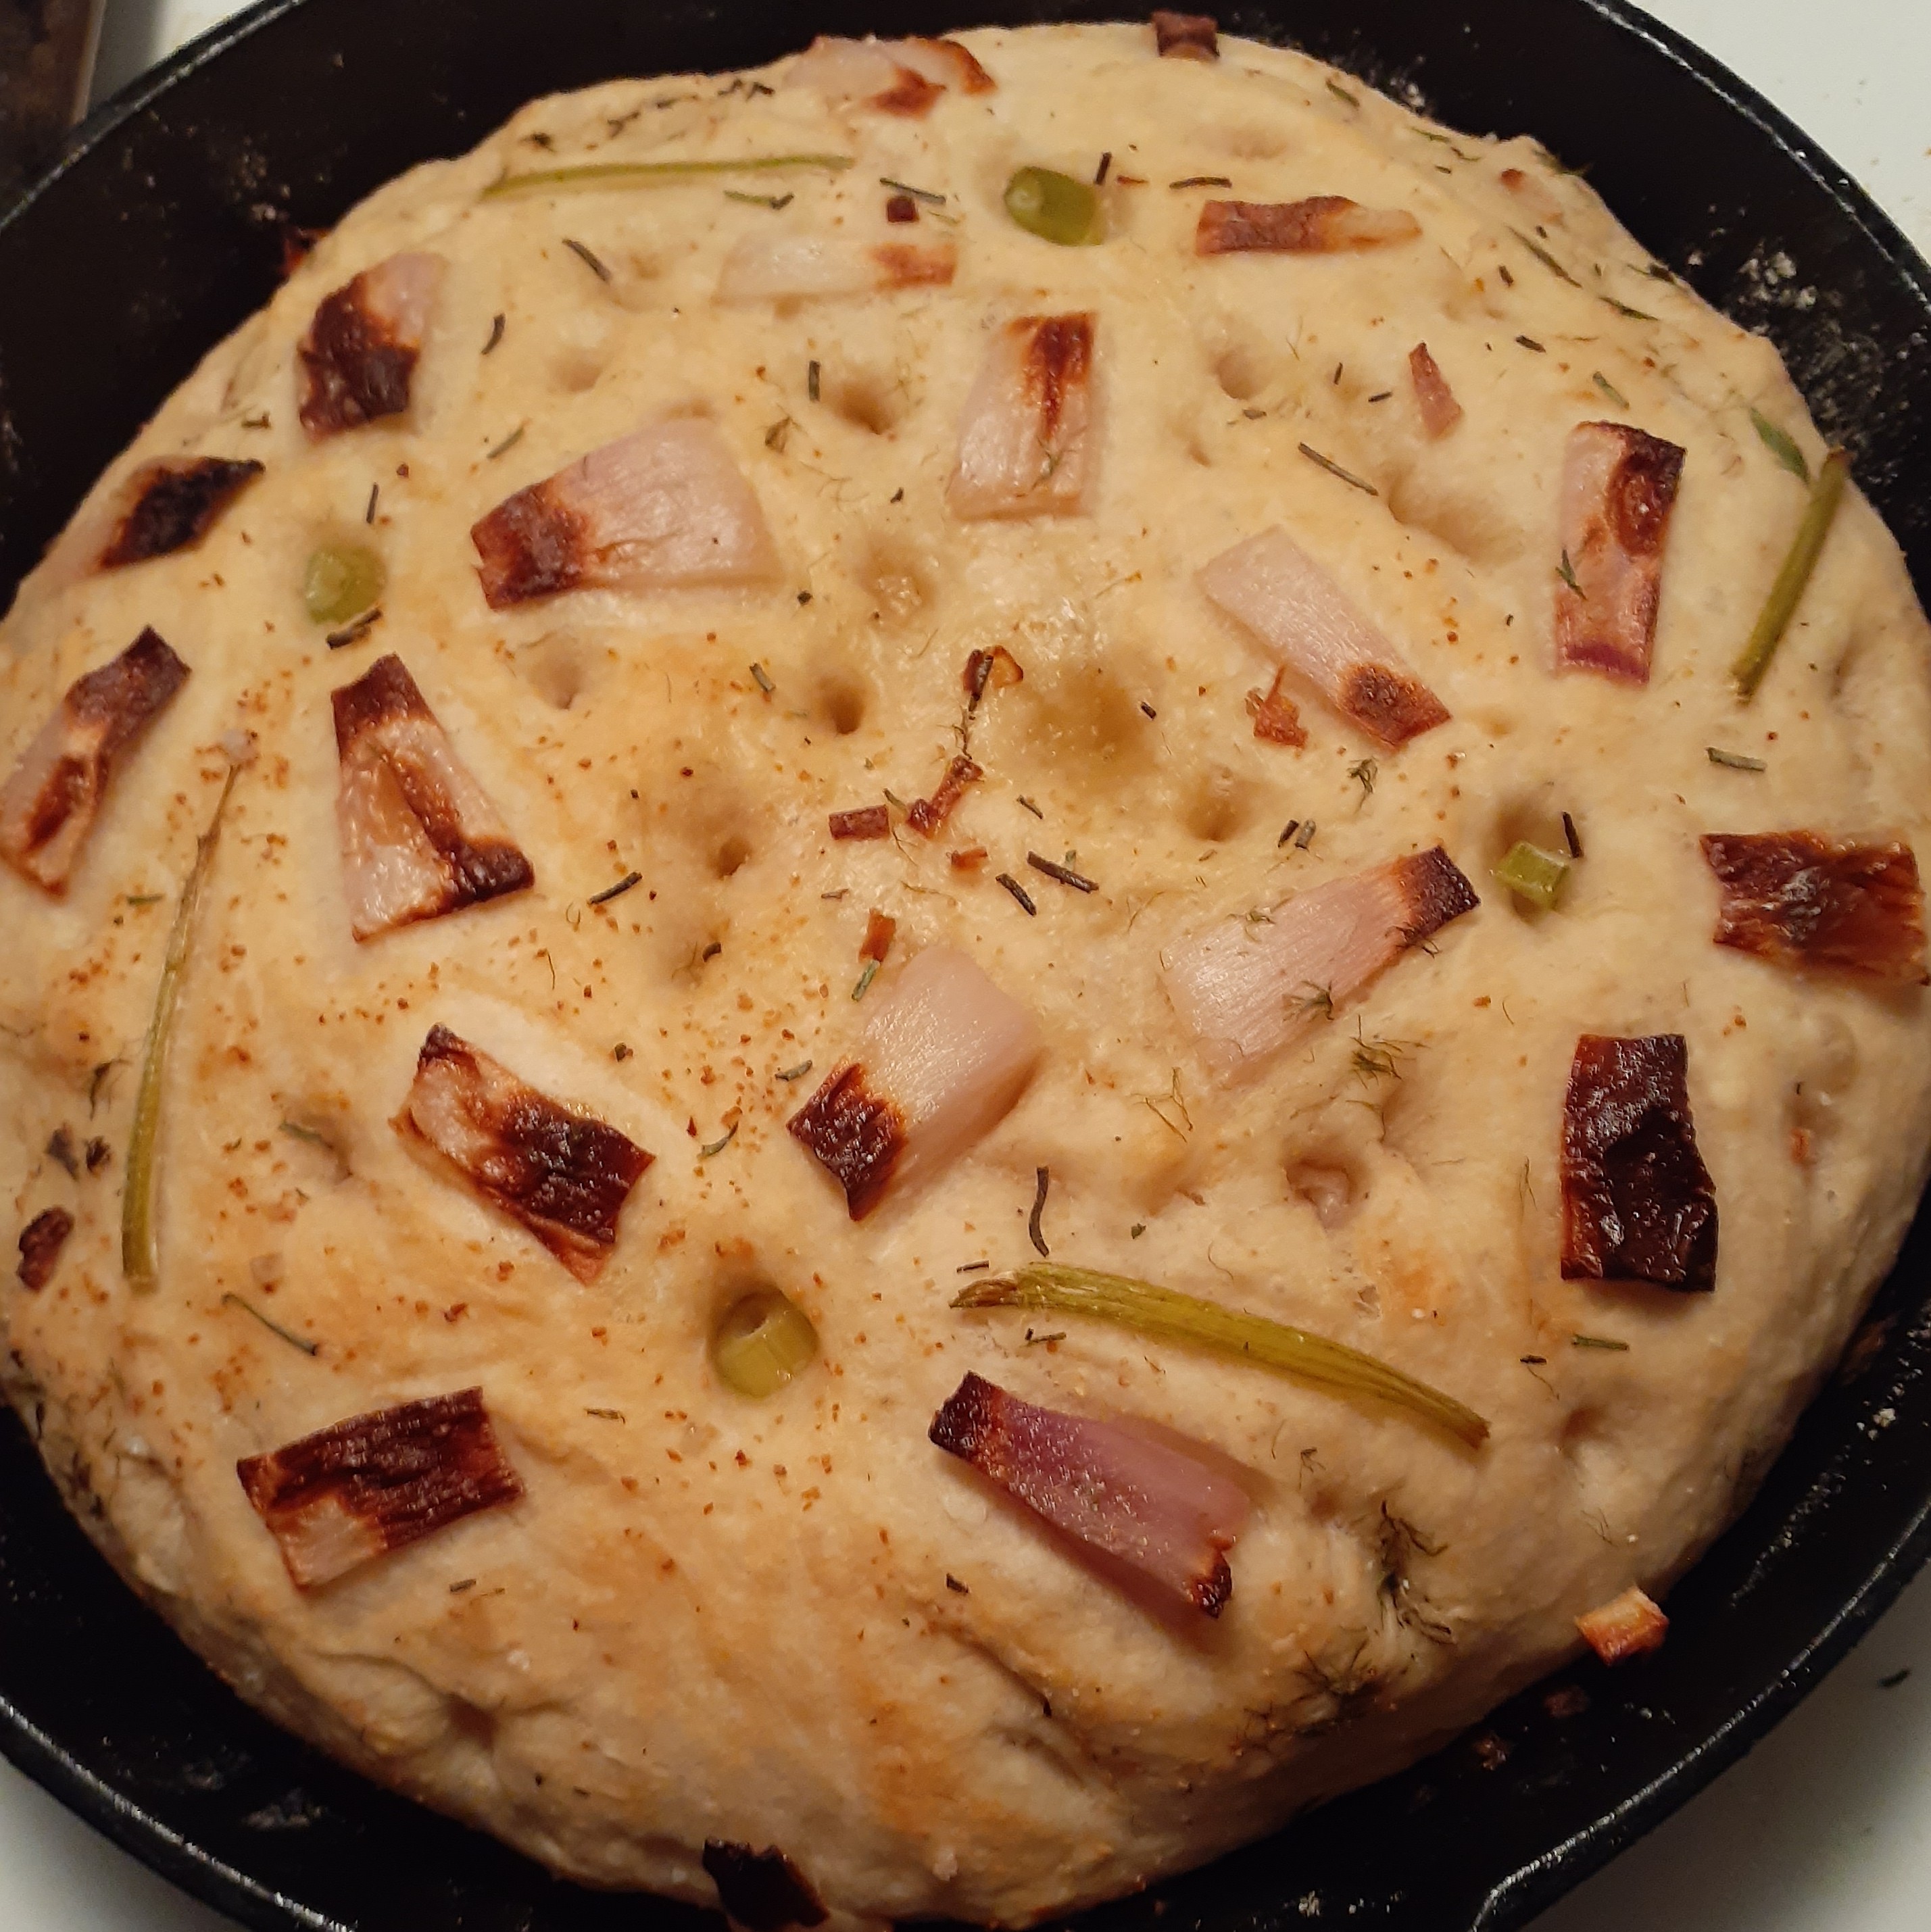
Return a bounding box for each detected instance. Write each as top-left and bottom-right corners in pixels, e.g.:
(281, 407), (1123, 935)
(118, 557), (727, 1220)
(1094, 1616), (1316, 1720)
(1, 3), (1928, 1928)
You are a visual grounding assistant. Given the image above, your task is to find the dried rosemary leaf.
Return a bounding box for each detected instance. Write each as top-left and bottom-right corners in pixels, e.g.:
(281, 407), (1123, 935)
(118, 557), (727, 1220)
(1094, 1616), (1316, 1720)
(124, 766), (241, 1289)
(485, 154), (854, 198)
(955, 1263), (1489, 1447)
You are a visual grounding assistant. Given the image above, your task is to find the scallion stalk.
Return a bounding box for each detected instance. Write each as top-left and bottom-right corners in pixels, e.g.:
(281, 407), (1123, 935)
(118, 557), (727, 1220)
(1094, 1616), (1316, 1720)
(1732, 447), (1850, 701)
(954, 1262), (1489, 1447)
(122, 766), (239, 1290)
(483, 154), (854, 199)
(1493, 840), (1569, 912)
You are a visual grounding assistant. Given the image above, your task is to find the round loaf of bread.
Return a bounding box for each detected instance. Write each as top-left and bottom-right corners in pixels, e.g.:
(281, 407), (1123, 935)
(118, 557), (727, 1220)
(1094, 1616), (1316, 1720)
(4, 20), (1928, 1926)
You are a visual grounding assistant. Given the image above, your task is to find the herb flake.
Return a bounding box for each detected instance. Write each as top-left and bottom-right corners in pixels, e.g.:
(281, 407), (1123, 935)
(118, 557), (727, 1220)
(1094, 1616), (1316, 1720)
(996, 872), (1037, 916)
(1028, 1166), (1052, 1258)
(1707, 746), (1767, 772)
(588, 870), (642, 906)
(1592, 372), (1629, 408)
(222, 1291), (319, 1357)
(485, 154), (855, 198)
(1025, 851), (1098, 894)
(1298, 443), (1378, 495)
(562, 237), (612, 282)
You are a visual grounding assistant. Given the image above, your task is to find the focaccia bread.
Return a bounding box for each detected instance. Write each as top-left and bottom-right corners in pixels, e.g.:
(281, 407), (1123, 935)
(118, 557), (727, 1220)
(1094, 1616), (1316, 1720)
(5, 17), (1929, 1926)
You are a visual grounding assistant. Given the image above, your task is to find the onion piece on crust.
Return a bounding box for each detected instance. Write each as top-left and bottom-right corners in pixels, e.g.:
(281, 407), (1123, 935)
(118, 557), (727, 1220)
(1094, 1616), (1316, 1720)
(297, 251), (445, 439)
(470, 418), (780, 607)
(1561, 1033), (1717, 1292)
(0, 628), (189, 895)
(1575, 1584), (1669, 1664)
(1199, 526), (1450, 747)
(1701, 833), (1928, 983)
(394, 1024), (652, 1280)
(716, 230), (956, 303)
(331, 654), (533, 941)
(702, 1841), (829, 1931)
(1152, 11), (1219, 59)
(1553, 420), (1685, 684)
(237, 1387), (523, 1589)
(786, 34), (994, 116)
(97, 457), (264, 569)
(947, 313), (1096, 520)
(788, 946), (1041, 1218)
(1408, 342), (1463, 439)
(929, 1370), (1250, 1616)
(1196, 197), (1421, 254)
(1163, 846), (1478, 1075)
(16, 1206), (74, 1291)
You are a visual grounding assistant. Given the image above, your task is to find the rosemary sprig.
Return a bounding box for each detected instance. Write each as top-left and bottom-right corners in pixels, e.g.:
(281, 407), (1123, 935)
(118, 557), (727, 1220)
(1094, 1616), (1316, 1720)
(484, 154), (855, 198)
(1298, 443), (1379, 495)
(222, 1291), (318, 1357)
(124, 766), (241, 1289)
(1508, 226), (1580, 287)
(1592, 372), (1628, 408)
(1732, 447), (1850, 699)
(956, 1263), (1490, 1447)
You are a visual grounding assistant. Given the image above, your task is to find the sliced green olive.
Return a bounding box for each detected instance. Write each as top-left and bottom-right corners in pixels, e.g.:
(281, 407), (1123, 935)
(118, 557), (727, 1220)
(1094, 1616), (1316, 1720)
(303, 543), (385, 625)
(712, 1289), (818, 1397)
(1492, 840), (1569, 912)
(1003, 168), (1105, 247)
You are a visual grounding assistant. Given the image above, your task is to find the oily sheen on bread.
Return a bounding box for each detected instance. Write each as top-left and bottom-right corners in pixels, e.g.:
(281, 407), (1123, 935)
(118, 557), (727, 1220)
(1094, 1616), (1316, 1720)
(5, 18), (1930, 1927)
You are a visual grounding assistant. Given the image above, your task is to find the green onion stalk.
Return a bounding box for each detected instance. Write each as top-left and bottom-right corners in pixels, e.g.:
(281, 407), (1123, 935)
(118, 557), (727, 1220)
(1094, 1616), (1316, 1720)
(955, 1262), (1490, 1448)
(1732, 446), (1850, 701)
(483, 154), (854, 198)
(122, 764), (241, 1290)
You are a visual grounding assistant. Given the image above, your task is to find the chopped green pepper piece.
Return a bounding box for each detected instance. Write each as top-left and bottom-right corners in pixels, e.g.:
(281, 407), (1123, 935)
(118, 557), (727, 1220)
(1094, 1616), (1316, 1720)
(303, 543), (385, 625)
(954, 1262), (1489, 1447)
(124, 765), (241, 1290)
(1003, 167), (1105, 246)
(1492, 840), (1570, 911)
(1732, 447), (1850, 701)
(712, 1289), (818, 1397)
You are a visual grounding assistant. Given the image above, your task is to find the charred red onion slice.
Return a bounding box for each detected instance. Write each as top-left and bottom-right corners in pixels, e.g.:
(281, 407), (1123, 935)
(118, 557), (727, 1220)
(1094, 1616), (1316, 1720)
(702, 1843), (828, 1932)
(1196, 197), (1421, 255)
(98, 457), (264, 569)
(17, 1206), (74, 1291)
(785, 34), (994, 115)
(1152, 9), (1219, 59)
(829, 804), (889, 840)
(716, 232), (956, 303)
(1408, 343), (1463, 439)
(1164, 847), (1477, 1074)
(0, 628), (189, 894)
(1199, 526), (1451, 747)
(297, 251), (445, 439)
(1701, 833), (1928, 983)
(331, 654), (533, 940)
(1561, 1034), (1717, 1292)
(1245, 668), (1306, 746)
(929, 1371), (1250, 1615)
(947, 314), (1096, 520)
(1553, 421), (1686, 684)
(905, 753), (981, 835)
(472, 418), (779, 608)
(788, 946), (1041, 1218)
(1575, 1585), (1668, 1664)
(237, 1388), (523, 1589)
(395, 1024), (652, 1279)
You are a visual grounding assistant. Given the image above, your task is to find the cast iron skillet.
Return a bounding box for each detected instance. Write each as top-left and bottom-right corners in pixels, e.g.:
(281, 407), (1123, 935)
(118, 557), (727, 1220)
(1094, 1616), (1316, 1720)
(1, 3), (1928, 1928)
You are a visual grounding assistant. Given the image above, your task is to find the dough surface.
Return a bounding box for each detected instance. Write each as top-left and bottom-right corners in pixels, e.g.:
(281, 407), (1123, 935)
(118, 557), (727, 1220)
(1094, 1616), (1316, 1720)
(4, 21), (1928, 1925)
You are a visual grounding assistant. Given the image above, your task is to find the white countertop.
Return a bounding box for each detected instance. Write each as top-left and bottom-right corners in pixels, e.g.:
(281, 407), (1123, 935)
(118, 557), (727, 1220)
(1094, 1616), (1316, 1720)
(5, 3), (1929, 1928)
